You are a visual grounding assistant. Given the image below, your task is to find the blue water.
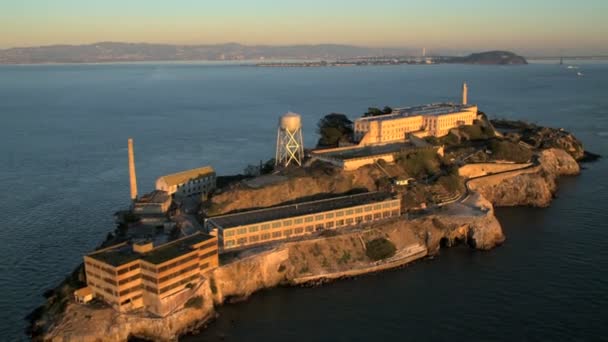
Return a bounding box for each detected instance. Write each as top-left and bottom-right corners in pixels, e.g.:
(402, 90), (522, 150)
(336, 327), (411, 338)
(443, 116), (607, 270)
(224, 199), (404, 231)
(0, 62), (607, 341)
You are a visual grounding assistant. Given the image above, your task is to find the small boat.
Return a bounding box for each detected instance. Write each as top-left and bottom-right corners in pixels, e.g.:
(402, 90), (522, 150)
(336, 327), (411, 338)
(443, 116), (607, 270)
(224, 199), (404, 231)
(577, 72), (584, 76)
(567, 65), (578, 69)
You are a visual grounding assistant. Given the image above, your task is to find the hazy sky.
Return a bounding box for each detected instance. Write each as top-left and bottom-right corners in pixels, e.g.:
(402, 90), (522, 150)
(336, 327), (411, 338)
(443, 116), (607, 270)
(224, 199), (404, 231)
(1, 0), (607, 54)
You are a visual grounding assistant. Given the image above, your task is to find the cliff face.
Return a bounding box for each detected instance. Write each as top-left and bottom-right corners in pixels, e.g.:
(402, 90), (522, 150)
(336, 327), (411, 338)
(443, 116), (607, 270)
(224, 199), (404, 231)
(210, 164), (383, 215)
(467, 148), (579, 207)
(42, 199), (503, 342)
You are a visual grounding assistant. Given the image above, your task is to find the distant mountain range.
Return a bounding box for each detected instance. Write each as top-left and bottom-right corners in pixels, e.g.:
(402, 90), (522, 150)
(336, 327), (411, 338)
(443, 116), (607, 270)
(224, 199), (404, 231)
(0, 42), (526, 65)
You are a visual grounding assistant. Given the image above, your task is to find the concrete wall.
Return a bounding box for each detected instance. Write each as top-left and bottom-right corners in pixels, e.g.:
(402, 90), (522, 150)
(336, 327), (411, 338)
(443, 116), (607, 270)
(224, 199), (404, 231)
(459, 162), (533, 178)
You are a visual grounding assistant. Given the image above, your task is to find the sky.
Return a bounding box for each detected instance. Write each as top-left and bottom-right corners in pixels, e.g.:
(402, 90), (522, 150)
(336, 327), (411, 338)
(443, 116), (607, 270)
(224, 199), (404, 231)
(1, 0), (607, 55)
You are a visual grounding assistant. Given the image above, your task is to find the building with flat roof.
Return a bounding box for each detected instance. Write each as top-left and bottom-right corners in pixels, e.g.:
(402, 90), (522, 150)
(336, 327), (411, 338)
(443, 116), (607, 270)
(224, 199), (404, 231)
(206, 192), (401, 251)
(133, 190), (171, 216)
(155, 166), (216, 199)
(81, 232), (218, 316)
(354, 84), (478, 143)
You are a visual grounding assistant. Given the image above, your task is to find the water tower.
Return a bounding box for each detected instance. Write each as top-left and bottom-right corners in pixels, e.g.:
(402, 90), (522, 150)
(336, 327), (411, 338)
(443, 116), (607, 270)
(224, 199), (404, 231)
(275, 112), (304, 167)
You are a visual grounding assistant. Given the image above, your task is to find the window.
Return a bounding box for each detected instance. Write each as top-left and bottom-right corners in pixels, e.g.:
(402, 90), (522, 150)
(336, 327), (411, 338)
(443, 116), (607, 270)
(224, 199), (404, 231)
(249, 235), (260, 243)
(294, 227), (304, 234)
(374, 204), (382, 210)
(261, 233), (271, 240)
(261, 223), (270, 230)
(294, 218), (303, 224)
(346, 218), (354, 225)
(272, 222), (282, 229)
(248, 226), (259, 233)
(272, 231), (282, 238)
(305, 216), (314, 223)
(315, 224), (324, 230)
(283, 229), (293, 236)
(373, 213), (381, 219)
(237, 227), (247, 235)
(383, 211), (391, 218)
(383, 202), (391, 209)
(355, 207), (363, 214)
(237, 237), (247, 245)
(336, 219), (345, 226)
(364, 206), (372, 212)
(315, 215), (324, 221)
(326, 221), (334, 229)
(325, 213), (334, 219)
(283, 220), (292, 226)
(224, 230), (235, 237)
(336, 211), (344, 217)
(305, 225), (314, 232)
(346, 209), (354, 215)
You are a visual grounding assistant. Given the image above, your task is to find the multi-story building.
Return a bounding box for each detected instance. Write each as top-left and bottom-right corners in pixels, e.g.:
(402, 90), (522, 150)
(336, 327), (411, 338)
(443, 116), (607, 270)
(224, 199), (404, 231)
(353, 84), (478, 144)
(155, 166), (216, 199)
(81, 232), (218, 316)
(205, 192), (401, 251)
(354, 103), (478, 144)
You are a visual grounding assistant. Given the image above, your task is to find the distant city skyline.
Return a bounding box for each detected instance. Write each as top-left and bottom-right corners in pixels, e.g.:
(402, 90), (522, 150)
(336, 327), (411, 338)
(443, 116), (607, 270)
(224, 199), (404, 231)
(2, 0), (608, 55)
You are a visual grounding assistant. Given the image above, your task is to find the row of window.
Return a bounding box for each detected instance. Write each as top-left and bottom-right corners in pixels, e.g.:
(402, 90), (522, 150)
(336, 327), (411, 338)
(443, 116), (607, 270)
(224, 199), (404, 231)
(86, 260), (116, 276)
(118, 273), (141, 286)
(158, 263), (198, 285)
(119, 284), (141, 298)
(157, 253), (198, 273)
(224, 209), (399, 249)
(223, 201), (400, 237)
(159, 274), (200, 295)
(86, 270), (117, 287)
(117, 263), (140, 275)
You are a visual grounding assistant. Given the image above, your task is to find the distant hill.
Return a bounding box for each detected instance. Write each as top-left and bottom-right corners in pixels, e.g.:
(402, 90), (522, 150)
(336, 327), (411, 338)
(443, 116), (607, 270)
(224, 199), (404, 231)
(0, 42), (413, 64)
(0, 43), (527, 65)
(448, 51), (528, 65)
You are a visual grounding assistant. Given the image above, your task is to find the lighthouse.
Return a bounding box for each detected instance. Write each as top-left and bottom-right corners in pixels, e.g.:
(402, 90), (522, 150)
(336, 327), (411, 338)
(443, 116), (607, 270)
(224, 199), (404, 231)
(462, 82), (468, 105)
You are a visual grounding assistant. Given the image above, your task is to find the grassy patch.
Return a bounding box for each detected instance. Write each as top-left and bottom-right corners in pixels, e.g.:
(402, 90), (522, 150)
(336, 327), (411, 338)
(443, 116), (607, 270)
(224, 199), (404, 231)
(490, 139), (532, 163)
(338, 250), (352, 264)
(365, 238), (396, 261)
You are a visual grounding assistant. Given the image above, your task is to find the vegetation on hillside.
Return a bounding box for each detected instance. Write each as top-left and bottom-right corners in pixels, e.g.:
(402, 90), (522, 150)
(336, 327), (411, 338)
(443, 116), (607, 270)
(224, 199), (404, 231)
(395, 149), (441, 179)
(316, 113), (353, 148)
(363, 106), (392, 117)
(489, 140), (532, 163)
(365, 238), (396, 261)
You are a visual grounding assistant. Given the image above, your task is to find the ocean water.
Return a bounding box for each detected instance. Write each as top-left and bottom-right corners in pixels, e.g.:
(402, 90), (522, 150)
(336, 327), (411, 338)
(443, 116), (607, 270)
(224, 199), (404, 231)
(0, 62), (607, 341)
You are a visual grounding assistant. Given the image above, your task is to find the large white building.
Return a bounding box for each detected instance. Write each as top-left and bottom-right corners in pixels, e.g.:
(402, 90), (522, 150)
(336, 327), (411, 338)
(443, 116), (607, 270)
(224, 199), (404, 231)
(155, 166), (216, 199)
(354, 83), (478, 144)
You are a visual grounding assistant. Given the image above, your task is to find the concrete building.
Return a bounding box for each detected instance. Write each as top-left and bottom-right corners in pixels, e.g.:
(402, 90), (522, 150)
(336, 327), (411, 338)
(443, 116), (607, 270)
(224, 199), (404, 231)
(353, 83), (478, 143)
(133, 190), (172, 216)
(80, 232), (218, 316)
(206, 192), (401, 251)
(155, 166), (216, 199)
(354, 103), (478, 144)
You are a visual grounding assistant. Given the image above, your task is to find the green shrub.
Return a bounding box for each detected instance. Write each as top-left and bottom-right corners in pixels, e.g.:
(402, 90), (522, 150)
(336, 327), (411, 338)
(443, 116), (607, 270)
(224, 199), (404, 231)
(437, 173), (464, 193)
(396, 149), (440, 178)
(184, 296), (203, 309)
(365, 238), (396, 261)
(490, 140), (532, 163)
(338, 250), (351, 264)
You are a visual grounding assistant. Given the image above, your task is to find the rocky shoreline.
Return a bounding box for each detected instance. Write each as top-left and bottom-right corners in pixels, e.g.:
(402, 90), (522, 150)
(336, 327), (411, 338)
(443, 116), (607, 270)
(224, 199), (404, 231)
(27, 123), (596, 342)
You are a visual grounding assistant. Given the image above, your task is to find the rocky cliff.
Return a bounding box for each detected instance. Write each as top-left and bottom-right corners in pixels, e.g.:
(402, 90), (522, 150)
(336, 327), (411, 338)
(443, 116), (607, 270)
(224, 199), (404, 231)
(467, 148), (580, 207)
(41, 196), (503, 341)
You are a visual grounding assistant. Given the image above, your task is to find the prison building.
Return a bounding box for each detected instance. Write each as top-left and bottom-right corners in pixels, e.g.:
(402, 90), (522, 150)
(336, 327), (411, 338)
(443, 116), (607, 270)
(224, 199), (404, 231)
(206, 192), (401, 251)
(155, 166), (216, 199)
(354, 103), (478, 144)
(80, 232), (218, 316)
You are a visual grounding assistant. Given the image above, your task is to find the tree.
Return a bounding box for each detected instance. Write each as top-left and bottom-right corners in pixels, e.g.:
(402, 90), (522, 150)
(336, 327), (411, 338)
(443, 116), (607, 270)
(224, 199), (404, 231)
(363, 106), (392, 117)
(316, 113), (353, 148)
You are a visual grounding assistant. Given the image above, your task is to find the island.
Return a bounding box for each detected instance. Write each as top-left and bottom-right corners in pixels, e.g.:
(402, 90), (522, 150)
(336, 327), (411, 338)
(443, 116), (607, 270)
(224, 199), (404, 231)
(27, 84), (594, 342)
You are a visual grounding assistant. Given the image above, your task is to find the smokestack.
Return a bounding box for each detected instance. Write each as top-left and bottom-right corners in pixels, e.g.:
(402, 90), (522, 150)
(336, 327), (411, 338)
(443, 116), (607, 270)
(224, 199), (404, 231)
(128, 138), (138, 201)
(462, 82), (468, 105)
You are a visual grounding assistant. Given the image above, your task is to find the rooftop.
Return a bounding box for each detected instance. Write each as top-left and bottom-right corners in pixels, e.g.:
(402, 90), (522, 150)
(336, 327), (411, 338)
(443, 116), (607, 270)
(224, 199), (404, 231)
(156, 166), (215, 187)
(135, 190), (170, 205)
(357, 103), (477, 122)
(207, 192), (395, 228)
(312, 142), (414, 160)
(88, 232), (215, 267)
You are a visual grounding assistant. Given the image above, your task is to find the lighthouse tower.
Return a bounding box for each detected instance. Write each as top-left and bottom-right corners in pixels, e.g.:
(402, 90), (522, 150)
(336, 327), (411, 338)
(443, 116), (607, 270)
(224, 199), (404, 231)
(462, 82), (468, 105)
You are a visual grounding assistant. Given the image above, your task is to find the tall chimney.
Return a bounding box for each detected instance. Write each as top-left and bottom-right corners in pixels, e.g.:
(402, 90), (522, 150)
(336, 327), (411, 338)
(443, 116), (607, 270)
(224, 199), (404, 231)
(128, 138), (138, 201)
(462, 82), (468, 105)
